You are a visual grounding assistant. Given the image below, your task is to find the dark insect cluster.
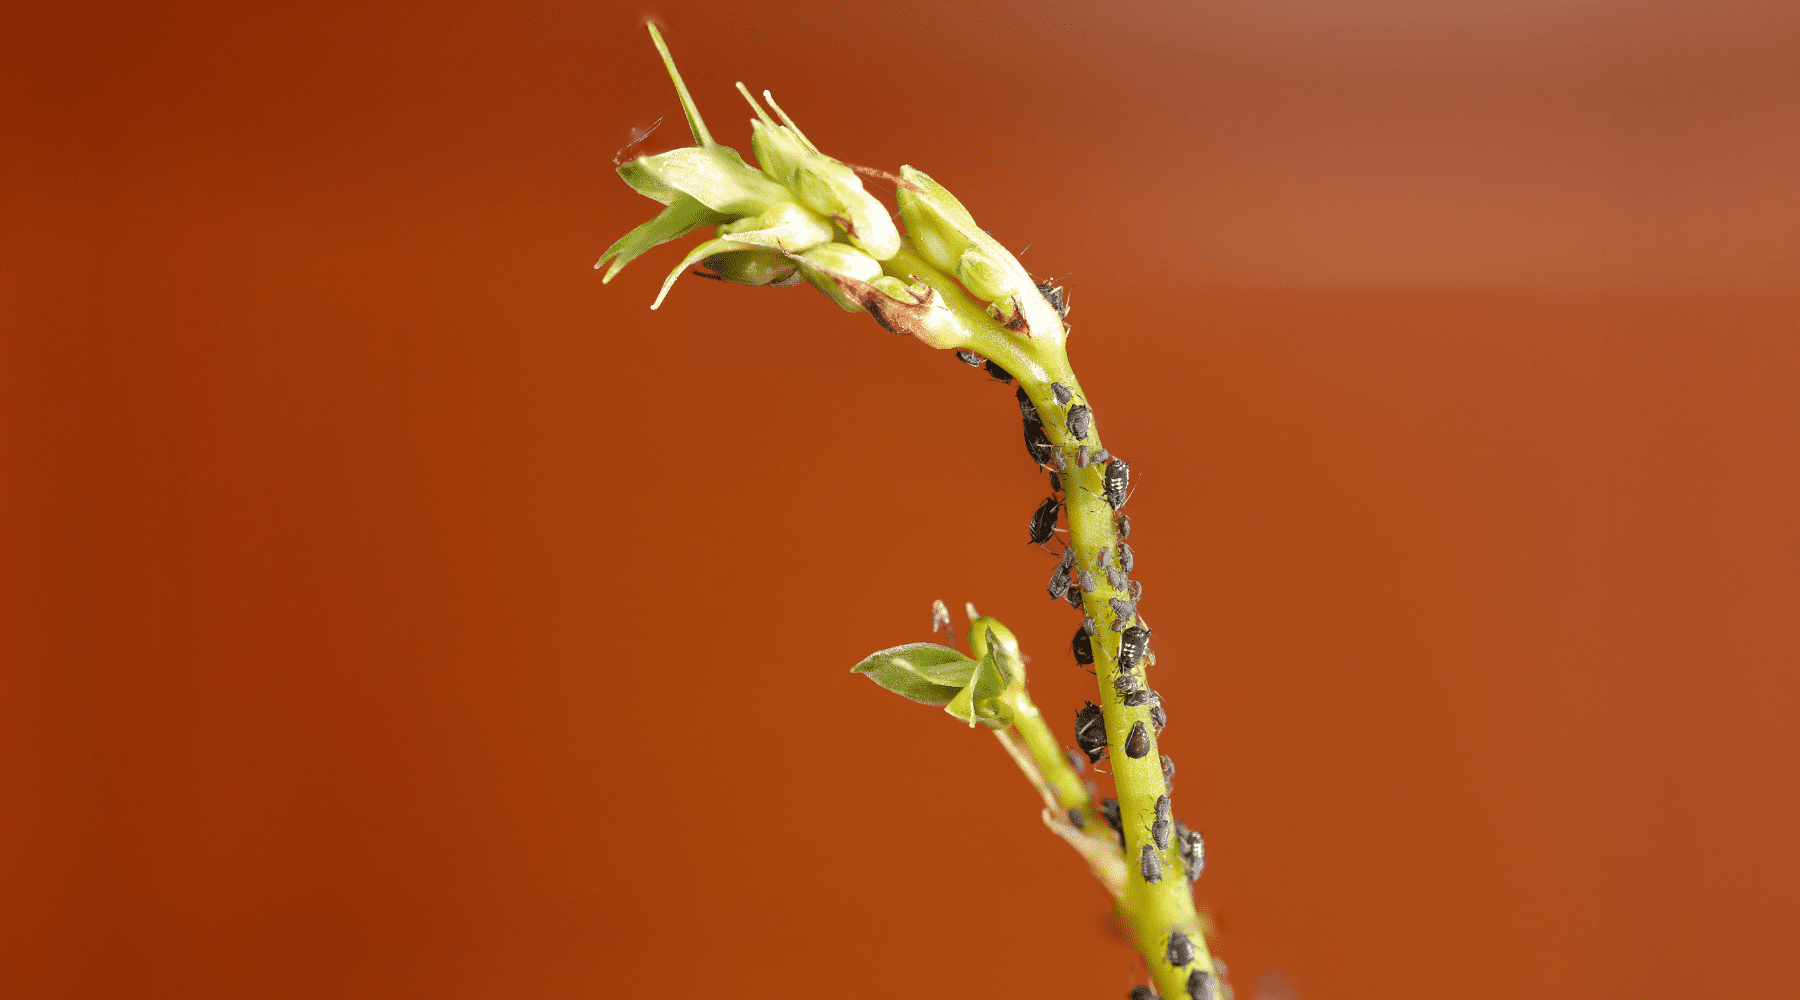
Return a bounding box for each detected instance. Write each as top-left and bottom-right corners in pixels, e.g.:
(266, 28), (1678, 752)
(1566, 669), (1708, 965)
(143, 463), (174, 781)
(1074, 701), (1108, 763)
(1023, 419), (1054, 467)
(984, 359), (1012, 383)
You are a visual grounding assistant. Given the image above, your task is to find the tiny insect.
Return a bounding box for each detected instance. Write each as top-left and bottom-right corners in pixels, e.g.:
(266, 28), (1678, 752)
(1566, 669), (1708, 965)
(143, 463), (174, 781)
(1130, 987), (1157, 1000)
(1064, 747), (1088, 773)
(1118, 624), (1152, 671)
(1071, 625), (1094, 666)
(1050, 381), (1073, 406)
(1161, 754), (1176, 792)
(1082, 616), (1096, 635)
(1109, 596), (1137, 624)
(956, 349), (984, 367)
(1123, 688), (1151, 708)
(1027, 496), (1061, 546)
(1064, 583), (1082, 609)
(1124, 720), (1151, 758)
(1113, 671), (1139, 697)
(1186, 969), (1213, 1000)
(1074, 701), (1108, 763)
(1036, 281), (1069, 318)
(984, 359), (1012, 383)
(1093, 448), (1111, 464)
(1079, 569), (1097, 593)
(1016, 386), (1037, 420)
(1023, 420), (1055, 467)
(1048, 471), (1062, 494)
(1047, 567), (1070, 601)
(1155, 794), (1171, 824)
(1166, 930), (1195, 967)
(1117, 514), (1132, 539)
(1067, 807), (1085, 829)
(1066, 404), (1092, 440)
(1076, 445), (1089, 468)
(1139, 843), (1163, 883)
(1180, 829), (1205, 881)
(1152, 816), (1171, 851)
(1104, 458), (1131, 509)
(1129, 579), (1144, 601)
(1095, 546), (1111, 568)
(1151, 703), (1167, 731)
(1050, 451), (1066, 471)
(1107, 567), (1126, 591)
(1118, 543), (1134, 572)
(1099, 798), (1124, 837)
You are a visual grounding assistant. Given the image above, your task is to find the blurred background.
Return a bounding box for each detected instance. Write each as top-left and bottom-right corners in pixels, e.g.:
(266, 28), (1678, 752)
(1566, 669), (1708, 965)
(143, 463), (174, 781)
(3, 1), (1796, 997)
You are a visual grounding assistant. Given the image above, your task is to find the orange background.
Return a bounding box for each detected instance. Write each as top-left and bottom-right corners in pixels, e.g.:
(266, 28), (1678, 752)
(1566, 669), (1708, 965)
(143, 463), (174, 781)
(4, 2), (1797, 998)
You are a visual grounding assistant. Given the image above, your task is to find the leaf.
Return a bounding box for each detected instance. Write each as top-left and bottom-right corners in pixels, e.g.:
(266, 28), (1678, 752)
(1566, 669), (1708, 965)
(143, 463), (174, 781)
(595, 194), (729, 283)
(630, 145), (789, 217)
(943, 647), (1011, 729)
(851, 642), (977, 707)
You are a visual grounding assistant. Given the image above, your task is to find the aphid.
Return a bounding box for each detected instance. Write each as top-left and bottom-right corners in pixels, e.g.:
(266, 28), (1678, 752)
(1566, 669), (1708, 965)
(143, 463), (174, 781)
(1119, 543), (1135, 572)
(1050, 451), (1066, 471)
(1016, 386), (1037, 420)
(1130, 987), (1157, 1000)
(1050, 381), (1073, 406)
(1166, 930), (1195, 967)
(1047, 569), (1070, 601)
(1023, 420), (1055, 467)
(1079, 569), (1097, 594)
(1067, 807), (1085, 829)
(1064, 747), (1087, 773)
(1118, 624), (1152, 671)
(1161, 754), (1176, 792)
(1036, 281), (1069, 318)
(1155, 794), (1171, 825)
(1048, 471), (1062, 494)
(1117, 514), (1132, 539)
(1075, 445), (1089, 468)
(1074, 701), (1107, 763)
(1109, 596), (1137, 624)
(1139, 843), (1163, 883)
(1151, 703), (1167, 731)
(1129, 579), (1144, 602)
(1152, 816), (1171, 851)
(1104, 458), (1132, 509)
(1107, 567), (1126, 591)
(1124, 720), (1151, 758)
(1186, 969), (1213, 1000)
(1094, 448), (1111, 464)
(1123, 688), (1151, 708)
(956, 349), (984, 367)
(1180, 829), (1205, 881)
(1028, 496), (1061, 546)
(1066, 404), (1092, 440)
(1071, 625), (1094, 666)
(1095, 546), (1111, 568)
(984, 359), (1012, 383)
(1110, 616), (1127, 631)
(1099, 798), (1123, 835)
(1082, 616), (1096, 635)
(1113, 671), (1139, 697)
(1064, 584), (1082, 609)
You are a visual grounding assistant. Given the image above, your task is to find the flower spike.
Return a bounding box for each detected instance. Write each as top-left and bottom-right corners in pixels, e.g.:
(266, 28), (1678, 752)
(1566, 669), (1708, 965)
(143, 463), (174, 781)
(646, 23), (712, 147)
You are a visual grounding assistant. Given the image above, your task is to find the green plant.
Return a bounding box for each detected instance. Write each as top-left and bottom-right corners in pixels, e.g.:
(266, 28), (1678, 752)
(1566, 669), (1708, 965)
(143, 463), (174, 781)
(598, 25), (1228, 1000)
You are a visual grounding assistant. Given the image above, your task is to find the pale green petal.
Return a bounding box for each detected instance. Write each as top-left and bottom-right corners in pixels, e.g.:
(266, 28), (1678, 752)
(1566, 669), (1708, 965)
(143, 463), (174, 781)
(651, 237), (754, 310)
(595, 194), (730, 283)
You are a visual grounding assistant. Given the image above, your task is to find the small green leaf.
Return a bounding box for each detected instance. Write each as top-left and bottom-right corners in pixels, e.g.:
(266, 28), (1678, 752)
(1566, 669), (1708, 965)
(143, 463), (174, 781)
(595, 194), (728, 282)
(851, 643), (977, 706)
(944, 647), (1012, 729)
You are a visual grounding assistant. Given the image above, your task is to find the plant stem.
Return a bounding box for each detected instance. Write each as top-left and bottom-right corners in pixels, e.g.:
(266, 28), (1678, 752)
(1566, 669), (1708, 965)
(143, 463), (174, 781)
(881, 242), (1220, 999)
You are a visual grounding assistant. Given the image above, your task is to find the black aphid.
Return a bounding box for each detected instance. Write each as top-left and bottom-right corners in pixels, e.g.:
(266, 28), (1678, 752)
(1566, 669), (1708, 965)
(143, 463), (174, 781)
(1185, 969), (1213, 1000)
(1096, 546), (1111, 568)
(1099, 798), (1124, 840)
(1074, 701), (1108, 763)
(1047, 567), (1070, 601)
(984, 359), (1012, 382)
(1104, 458), (1131, 509)
(1152, 816), (1171, 851)
(1117, 514), (1132, 539)
(1130, 987), (1157, 1000)
(1064, 584), (1082, 609)
(1016, 386), (1037, 420)
(1161, 754), (1176, 792)
(1151, 703), (1167, 731)
(1109, 596), (1137, 624)
(1119, 543), (1135, 572)
(1139, 843), (1163, 883)
(1079, 569), (1097, 594)
(1051, 381), (1073, 406)
(1036, 281), (1069, 318)
(1048, 471), (1062, 494)
(956, 349), (983, 367)
(1067, 404), (1092, 440)
(1166, 930), (1195, 967)
(1124, 720), (1152, 758)
(1113, 671), (1139, 697)
(1123, 688), (1151, 708)
(1118, 624), (1152, 671)
(1067, 807), (1085, 829)
(1028, 496), (1061, 546)
(1129, 579), (1144, 602)
(1064, 747), (1088, 773)
(1071, 625), (1094, 666)
(1024, 420), (1055, 467)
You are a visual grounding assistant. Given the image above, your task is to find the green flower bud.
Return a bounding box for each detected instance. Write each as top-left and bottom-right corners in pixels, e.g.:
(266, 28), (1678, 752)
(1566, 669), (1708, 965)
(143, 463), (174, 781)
(626, 145), (789, 217)
(749, 120), (810, 189)
(956, 243), (1019, 304)
(695, 249), (802, 287)
(790, 159), (901, 261)
(796, 241), (883, 312)
(895, 166), (979, 273)
(717, 201), (835, 254)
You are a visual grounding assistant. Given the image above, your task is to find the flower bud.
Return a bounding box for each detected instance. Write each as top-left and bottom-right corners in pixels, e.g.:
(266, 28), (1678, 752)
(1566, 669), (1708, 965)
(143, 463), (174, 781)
(796, 242), (884, 312)
(790, 159), (902, 261)
(896, 166), (979, 274)
(627, 145), (789, 217)
(695, 249), (802, 287)
(718, 201), (835, 254)
(956, 244), (1020, 304)
(749, 120), (809, 188)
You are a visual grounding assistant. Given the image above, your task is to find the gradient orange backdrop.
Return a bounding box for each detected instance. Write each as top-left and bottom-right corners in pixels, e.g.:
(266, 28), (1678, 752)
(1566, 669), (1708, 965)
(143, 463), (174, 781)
(4, 3), (1797, 998)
